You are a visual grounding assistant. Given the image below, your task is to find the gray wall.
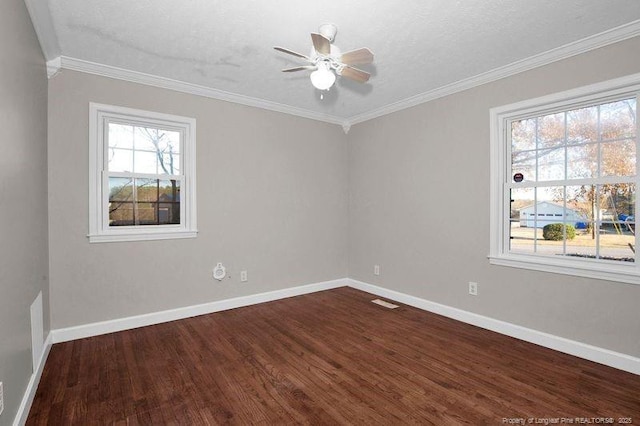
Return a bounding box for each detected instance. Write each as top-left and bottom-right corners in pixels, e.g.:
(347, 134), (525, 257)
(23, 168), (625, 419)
(348, 36), (640, 357)
(48, 70), (348, 329)
(0, 0), (49, 423)
(45, 31), (640, 363)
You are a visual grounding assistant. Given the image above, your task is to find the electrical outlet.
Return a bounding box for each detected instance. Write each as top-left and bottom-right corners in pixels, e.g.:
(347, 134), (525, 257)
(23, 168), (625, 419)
(469, 282), (478, 296)
(0, 381), (4, 416)
(374, 265), (380, 276)
(240, 270), (248, 282)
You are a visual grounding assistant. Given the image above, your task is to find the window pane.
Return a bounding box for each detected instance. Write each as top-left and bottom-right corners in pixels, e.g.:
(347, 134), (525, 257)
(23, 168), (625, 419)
(537, 147), (565, 181)
(565, 184), (593, 228)
(134, 150), (158, 174)
(511, 118), (536, 151)
(160, 153), (180, 175)
(510, 187), (535, 254)
(565, 221), (597, 260)
(600, 99), (637, 141)
(598, 184), (635, 262)
(535, 186), (566, 257)
(566, 144), (597, 179)
(135, 202), (157, 225)
(604, 183), (636, 262)
(135, 127), (160, 151)
(108, 148), (133, 172)
(108, 177), (133, 201)
(603, 184), (636, 262)
(136, 178), (158, 203)
(511, 150), (535, 182)
(108, 123), (134, 149)
(536, 186), (565, 226)
(159, 180), (180, 202)
(601, 140), (636, 177)
(603, 183), (635, 219)
(599, 233), (635, 262)
(562, 184), (595, 259)
(166, 131), (180, 155)
(109, 178), (134, 226)
(135, 126), (181, 155)
(159, 180), (180, 225)
(599, 184), (635, 228)
(537, 113), (565, 149)
(567, 106), (597, 144)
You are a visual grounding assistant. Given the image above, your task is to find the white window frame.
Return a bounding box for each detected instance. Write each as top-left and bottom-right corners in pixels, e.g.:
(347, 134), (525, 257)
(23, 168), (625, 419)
(489, 73), (640, 285)
(89, 103), (197, 243)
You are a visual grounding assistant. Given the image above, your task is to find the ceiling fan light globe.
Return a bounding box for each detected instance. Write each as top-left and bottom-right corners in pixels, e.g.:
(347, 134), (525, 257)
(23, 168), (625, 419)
(310, 67), (336, 90)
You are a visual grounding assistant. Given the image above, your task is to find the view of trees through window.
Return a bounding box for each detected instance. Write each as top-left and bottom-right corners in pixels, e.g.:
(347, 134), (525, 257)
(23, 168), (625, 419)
(509, 97), (637, 262)
(107, 123), (181, 226)
(109, 178), (180, 226)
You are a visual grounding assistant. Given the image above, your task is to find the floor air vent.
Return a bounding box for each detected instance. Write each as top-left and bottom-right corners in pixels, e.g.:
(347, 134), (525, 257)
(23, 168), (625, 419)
(371, 299), (399, 309)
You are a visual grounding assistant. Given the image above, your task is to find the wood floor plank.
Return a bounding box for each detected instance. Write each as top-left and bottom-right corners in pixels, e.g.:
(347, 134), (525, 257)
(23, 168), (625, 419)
(27, 287), (640, 425)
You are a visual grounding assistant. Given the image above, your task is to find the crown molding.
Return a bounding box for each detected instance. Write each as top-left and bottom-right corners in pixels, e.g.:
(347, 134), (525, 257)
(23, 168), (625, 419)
(42, 19), (639, 132)
(345, 19), (640, 128)
(46, 57), (61, 78)
(52, 56), (348, 128)
(24, 0), (60, 61)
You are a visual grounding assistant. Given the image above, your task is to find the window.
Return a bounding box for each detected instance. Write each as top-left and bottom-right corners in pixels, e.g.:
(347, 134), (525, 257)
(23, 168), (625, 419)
(89, 103), (197, 242)
(490, 74), (640, 284)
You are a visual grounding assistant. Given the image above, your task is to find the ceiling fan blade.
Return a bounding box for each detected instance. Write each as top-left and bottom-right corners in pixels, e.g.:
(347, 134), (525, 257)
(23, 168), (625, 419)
(282, 66), (316, 72)
(274, 46), (310, 61)
(311, 33), (331, 55)
(340, 65), (370, 83)
(340, 47), (374, 65)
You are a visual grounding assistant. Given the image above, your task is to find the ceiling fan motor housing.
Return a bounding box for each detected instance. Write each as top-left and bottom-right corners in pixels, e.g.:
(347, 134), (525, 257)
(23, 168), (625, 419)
(310, 44), (342, 64)
(318, 23), (337, 42)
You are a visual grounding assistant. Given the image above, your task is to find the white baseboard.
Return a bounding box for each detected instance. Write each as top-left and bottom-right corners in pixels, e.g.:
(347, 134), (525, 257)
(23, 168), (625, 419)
(348, 278), (640, 375)
(51, 278), (347, 344)
(15, 276), (638, 425)
(13, 332), (52, 426)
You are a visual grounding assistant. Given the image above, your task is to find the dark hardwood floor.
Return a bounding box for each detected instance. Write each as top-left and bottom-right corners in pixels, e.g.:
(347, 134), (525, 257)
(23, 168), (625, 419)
(27, 287), (640, 425)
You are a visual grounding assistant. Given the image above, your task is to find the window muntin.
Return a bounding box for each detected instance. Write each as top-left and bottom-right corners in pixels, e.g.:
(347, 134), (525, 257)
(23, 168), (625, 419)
(89, 104), (196, 243)
(490, 74), (640, 284)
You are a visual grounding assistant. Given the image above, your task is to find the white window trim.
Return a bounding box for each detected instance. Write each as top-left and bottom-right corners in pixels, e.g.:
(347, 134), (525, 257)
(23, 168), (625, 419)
(489, 73), (640, 285)
(89, 103), (197, 243)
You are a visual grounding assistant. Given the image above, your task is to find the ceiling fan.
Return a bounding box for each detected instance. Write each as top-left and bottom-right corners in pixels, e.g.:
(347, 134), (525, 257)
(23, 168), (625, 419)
(274, 23), (374, 91)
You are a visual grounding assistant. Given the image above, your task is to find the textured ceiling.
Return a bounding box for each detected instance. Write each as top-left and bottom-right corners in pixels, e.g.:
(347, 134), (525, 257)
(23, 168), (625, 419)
(29, 1), (640, 122)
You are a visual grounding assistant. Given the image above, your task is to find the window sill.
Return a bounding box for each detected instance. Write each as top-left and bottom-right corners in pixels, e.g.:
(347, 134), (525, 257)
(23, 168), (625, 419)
(88, 230), (197, 243)
(488, 253), (640, 285)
